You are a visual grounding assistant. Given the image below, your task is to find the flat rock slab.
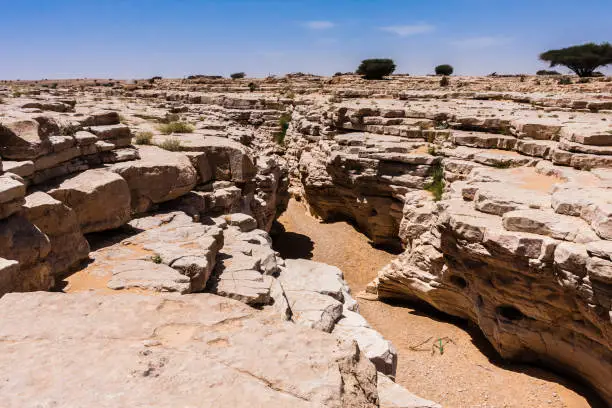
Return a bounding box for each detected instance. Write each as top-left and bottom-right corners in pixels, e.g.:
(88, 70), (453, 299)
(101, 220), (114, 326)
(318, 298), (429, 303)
(0, 292), (379, 408)
(106, 260), (192, 293)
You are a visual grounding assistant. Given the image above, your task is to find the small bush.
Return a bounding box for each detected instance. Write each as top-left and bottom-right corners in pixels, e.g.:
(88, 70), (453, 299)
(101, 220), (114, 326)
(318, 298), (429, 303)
(135, 131), (153, 145)
(356, 59), (396, 80)
(248, 82), (258, 92)
(276, 112), (292, 145)
(151, 254), (162, 264)
(158, 138), (182, 151)
(439, 76), (450, 87)
(230, 72), (246, 80)
(578, 77), (591, 84)
(519, 75), (526, 82)
(558, 76), (572, 85)
(158, 121), (194, 135)
(424, 162), (444, 201)
(536, 69), (561, 76)
(435, 64), (454, 76)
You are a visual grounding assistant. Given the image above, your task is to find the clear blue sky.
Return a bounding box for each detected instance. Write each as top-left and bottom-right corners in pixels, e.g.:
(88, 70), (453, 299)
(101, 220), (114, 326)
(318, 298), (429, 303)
(1, 0), (610, 79)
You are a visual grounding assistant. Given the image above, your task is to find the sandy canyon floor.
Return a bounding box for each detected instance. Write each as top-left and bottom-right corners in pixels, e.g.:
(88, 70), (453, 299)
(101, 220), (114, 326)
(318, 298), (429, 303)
(274, 199), (605, 408)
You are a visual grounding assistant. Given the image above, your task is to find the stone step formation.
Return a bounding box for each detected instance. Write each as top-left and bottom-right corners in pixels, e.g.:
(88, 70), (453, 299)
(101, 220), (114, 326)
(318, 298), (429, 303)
(0, 73), (611, 406)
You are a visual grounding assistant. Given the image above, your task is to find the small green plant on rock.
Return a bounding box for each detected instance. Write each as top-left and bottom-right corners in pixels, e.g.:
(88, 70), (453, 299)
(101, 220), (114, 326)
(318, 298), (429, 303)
(151, 254), (162, 264)
(276, 112), (292, 145)
(135, 131), (154, 145)
(424, 162), (444, 201)
(158, 121), (194, 135)
(248, 82), (258, 92)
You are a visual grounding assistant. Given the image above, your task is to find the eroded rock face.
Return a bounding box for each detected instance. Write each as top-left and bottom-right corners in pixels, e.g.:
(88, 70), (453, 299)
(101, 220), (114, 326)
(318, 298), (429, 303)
(46, 169), (132, 233)
(0, 292), (379, 408)
(0, 215), (52, 295)
(111, 146), (198, 213)
(22, 192), (90, 276)
(369, 166), (612, 402)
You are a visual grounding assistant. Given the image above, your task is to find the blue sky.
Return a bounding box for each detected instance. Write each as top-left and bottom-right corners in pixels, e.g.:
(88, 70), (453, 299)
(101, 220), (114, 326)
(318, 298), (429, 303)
(1, 0), (610, 79)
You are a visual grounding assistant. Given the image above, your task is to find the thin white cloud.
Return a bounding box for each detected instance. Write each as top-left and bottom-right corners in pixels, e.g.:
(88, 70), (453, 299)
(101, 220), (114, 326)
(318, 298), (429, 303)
(380, 23), (435, 37)
(304, 21), (335, 30)
(450, 36), (512, 49)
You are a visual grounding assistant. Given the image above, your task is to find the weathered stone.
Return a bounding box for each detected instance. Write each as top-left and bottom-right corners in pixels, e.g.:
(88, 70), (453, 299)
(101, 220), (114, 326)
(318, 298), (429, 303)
(47, 169), (132, 233)
(22, 192), (90, 276)
(111, 146), (197, 213)
(0, 292), (380, 407)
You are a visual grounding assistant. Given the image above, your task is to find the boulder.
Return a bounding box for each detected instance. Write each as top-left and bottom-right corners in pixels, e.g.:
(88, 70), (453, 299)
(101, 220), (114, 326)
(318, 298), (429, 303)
(46, 169), (132, 233)
(22, 192), (90, 276)
(111, 146), (197, 213)
(0, 215), (52, 295)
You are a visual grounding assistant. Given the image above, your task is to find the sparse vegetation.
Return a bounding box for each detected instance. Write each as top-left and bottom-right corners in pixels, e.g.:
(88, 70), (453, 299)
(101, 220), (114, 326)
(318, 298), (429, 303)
(439, 76), (450, 87)
(151, 254), (162, 264)
(540, 42), (612, 77)
(276, 112), (292, 145)
(427, 145), (444, 157)
(356, 59), (396, 80)
(578, 77), (591, 84)
(157, 138), (183, 151)
(248, 82), (258, 92)
(558, 76), (572, 85)
(158, 121), (194, 135)
(424, 162), (444, 201)
(230, 72), (246, 80)
(536, 69), (561, 76)
(135, 131), (154, 145)
(435, 64), (454, 76)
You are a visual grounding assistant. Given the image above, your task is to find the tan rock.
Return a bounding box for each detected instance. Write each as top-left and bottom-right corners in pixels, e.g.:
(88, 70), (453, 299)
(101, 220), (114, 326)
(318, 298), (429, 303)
(46, 169), (132, 233)
(111, 146), (197, 213)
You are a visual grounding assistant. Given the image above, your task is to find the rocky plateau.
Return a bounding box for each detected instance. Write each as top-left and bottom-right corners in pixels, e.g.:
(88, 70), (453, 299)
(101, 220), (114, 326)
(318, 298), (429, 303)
(0, 73), (611, 407)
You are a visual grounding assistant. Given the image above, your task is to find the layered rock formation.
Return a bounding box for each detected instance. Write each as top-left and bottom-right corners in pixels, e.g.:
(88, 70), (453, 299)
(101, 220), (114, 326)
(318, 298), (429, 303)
(1, 73), (611, 406)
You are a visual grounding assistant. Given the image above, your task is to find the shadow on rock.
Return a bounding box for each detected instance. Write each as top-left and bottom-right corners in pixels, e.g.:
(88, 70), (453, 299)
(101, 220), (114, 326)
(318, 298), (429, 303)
(271, 222), (314, 260)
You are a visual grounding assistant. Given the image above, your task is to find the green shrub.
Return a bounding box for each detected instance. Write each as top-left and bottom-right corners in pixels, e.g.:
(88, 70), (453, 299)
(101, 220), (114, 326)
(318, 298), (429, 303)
(158, 138), (182, 151)
(158, 121), (194, 135)
(135, 131), (154, 145)
(276, 112), (292, 145)
(424, 162), (444, 201)
(578, 77), (591, 84)
(231, 72), (246, 79)
(435, 64), (453, 76)
(536, 69), (561, 76)
(248, 82), (258, 92)
(151, 254), (162, 264)
(356, 59), (396, 80)
(439, 76), (450, 87)
(558, 76), (572, 85)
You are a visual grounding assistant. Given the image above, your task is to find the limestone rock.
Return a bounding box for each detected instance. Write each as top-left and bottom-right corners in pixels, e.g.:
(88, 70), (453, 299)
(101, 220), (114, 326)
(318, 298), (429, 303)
(111, 146), (197, 213)
(0, 292), (380, 408)
(46, 169), (132, 233)
(22, 192), (90, 276)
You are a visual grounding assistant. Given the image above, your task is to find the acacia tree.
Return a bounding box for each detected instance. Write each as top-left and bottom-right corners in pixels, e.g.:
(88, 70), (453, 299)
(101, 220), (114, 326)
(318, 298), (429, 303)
(435, 64), (454, 76)
(539, 43), (612, 77)
(356, 59), (396, 80)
